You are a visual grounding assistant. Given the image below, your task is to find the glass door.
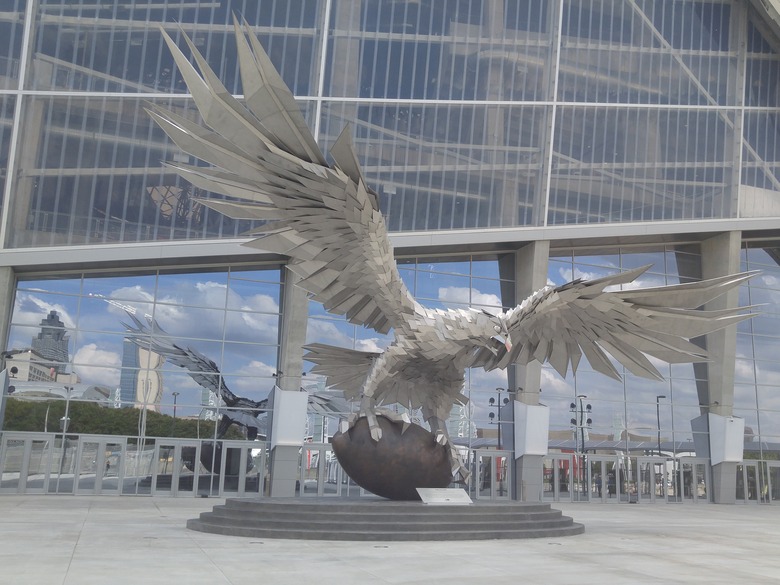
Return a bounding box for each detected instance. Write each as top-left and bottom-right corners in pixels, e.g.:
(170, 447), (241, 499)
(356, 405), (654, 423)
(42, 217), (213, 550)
(0, 433), (55, 494)
(151, 440), (200, 496)
(587, 456), (621, 503)
(737, 462), (760, 503)
(219, 441), (261, 497)
(474, 450), (511, 500)
(767, 462), (780, 503)
(74, 435), (126, 496)
(637, 457), (667, 503)
(543, 454), (573, 502)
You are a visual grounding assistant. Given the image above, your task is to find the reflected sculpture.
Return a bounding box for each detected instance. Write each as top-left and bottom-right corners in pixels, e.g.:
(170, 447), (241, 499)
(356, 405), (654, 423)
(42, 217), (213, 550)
(150, 21), (756, 496)
(123, 312), (345, 472)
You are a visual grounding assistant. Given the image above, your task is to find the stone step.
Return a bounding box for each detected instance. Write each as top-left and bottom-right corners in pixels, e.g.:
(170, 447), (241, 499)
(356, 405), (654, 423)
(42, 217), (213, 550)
(196, 512), (574, 532)
(209, 504), (564, 524)
(222, 498), (554, 515)
(187, 518), (585, 541)
(187, 498), (584, 541)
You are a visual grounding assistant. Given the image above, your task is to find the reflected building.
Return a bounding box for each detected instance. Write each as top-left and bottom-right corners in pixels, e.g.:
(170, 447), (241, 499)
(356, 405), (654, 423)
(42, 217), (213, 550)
(30, 311), (69, 376)
(118, 339), (164, 412)
(0, 1), (780, 504)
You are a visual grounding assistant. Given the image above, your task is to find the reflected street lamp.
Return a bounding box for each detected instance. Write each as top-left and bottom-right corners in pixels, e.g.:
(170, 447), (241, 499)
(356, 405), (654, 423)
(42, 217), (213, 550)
(656, 395), (666, 456)
(488, 387), (511, 449)
(172, 391), (180, 420)
(570, 395), (592, 498)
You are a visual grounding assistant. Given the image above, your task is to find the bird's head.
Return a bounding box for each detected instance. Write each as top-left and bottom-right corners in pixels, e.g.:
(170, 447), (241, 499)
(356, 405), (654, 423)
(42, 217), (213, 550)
(486, 311), (512, 352)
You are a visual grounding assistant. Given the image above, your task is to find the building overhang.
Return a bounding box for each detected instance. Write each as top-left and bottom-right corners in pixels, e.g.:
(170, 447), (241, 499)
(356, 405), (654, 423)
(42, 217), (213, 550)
(1, 216), (780, 274)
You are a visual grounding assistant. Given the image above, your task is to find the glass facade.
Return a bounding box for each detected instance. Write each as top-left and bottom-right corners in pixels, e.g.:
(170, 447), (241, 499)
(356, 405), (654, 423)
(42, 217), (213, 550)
(0, 1), (777, 245)
(1, 1), (780, 502)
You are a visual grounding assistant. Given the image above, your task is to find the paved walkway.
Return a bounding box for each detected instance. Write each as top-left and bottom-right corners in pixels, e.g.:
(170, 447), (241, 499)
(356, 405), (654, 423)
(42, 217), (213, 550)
(1, 495), (779, 584)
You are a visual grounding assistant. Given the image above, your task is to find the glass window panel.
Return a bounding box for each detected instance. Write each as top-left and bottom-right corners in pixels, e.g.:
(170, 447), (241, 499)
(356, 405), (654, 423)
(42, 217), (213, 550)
(619, 251), (666, 273)
(12, 291), (79, 328)
(550, 107), (735, 225)
(744, 247), (780, 268)
(78, 296), (154, 334)
(223, 310), (279, 345)
(226, 279), (281, 312)
(758, 409), (780, 438)
(564, 371), (624, 403)
(30, 1), (320, 94)
(735, 358), (757, 384)
(398, 267), (416, 294)
(668, 362), (698, 380)
(81, 274), (157, 301)
(353, 327), (393, 353)
(8, 96), (271, 248)
(145, 307), (224, 344)
(320, 101), (545, 231)
(466, 368), (509, 395)
(155, 271), (227, 308)
(471, 256), (503, 280)
(0, 95), (13, 214)
(156, 370), (212, 408)
(469, 278), (504, 308)
(220, 343), (278, 376)
(734, 383), (759, 410)
(672, 404), (704, 432)
(417, 272), (471, 304)
(16, 276), (82, 296)
(669, 378), (701, 406)
(0, 1), (23, 87)
(755, 361), (780, 386)
(419, 259), (471, 276)
(306, 316), (356, 348)
(229, 267), (283, 283)
(757, 384), (780, 413)
(219, 379), (274, 405)
(330, 0), (550, 100)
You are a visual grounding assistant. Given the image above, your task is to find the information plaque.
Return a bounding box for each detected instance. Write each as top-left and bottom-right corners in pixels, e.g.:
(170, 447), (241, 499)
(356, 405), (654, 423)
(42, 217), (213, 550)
(416, 488), (473, 505)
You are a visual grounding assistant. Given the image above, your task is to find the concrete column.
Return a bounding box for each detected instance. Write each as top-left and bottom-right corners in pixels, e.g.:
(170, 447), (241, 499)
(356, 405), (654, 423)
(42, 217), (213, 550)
(0, 266), (16, 431)
(507, 241), (550, 501)
(267, 267), (309, 497)
(700, 231), (742, 504)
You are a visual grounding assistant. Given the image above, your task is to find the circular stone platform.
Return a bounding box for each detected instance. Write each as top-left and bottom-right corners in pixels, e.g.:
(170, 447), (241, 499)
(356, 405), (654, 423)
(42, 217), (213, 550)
(186, 498), (584, 541)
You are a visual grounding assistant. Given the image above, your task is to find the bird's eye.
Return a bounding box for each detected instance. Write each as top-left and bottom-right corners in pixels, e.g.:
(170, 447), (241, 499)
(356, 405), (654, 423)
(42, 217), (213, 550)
(493, 325), (501, 333)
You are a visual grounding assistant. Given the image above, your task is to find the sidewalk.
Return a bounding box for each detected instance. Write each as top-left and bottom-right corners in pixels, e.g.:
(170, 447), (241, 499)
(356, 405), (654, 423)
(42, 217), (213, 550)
(1, 495), (779, 585)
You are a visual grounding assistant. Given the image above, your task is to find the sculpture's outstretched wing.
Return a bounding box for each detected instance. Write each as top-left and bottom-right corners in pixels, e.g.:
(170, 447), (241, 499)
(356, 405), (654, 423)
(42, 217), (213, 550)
(483, 265), (756, 380)
(148, 21), (419, 335)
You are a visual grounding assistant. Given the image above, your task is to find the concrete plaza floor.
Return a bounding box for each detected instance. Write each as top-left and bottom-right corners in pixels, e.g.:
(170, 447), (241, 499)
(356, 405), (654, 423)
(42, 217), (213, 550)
(1, 495), (779, 585)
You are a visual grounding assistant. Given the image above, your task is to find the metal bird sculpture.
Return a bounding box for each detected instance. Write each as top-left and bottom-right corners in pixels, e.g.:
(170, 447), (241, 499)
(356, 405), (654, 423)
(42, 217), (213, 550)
(149, 21), (755, 484)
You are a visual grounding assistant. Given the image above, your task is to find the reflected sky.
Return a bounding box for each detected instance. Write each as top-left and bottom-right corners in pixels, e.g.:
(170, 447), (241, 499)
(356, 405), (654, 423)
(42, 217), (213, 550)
(6, 247), (780, 449)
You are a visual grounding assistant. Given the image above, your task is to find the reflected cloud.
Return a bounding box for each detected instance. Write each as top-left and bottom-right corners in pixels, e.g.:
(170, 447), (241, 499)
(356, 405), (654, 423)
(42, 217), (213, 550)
(437, 286), (501, 309)
(13, 292), (76, 328)
(73, 343), (121, 386)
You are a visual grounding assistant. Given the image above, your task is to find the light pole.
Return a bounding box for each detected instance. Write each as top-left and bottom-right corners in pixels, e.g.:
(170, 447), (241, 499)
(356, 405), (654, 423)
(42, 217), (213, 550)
(172, 391), (180, 420)
(656, 395), (666, 456)
(570, 395), (592, 497)
(488, 387), (510, 449)
(488, 388), (512, 496)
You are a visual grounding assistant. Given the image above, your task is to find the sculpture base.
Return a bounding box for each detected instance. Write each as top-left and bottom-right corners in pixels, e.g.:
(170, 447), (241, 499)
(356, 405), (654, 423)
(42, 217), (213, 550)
(187, 498), (585, 540)
(331, 415), (453, 500)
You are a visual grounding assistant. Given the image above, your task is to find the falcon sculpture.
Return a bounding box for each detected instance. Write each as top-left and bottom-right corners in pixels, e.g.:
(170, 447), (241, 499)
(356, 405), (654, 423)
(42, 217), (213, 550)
(149, 21), (755, 481)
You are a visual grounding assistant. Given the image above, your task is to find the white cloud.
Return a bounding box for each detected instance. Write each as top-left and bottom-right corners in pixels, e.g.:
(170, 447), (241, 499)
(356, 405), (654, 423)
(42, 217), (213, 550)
(73, 343), (121, 387)
(13, 292), (76, 328)
(438, 286), (502, 308)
